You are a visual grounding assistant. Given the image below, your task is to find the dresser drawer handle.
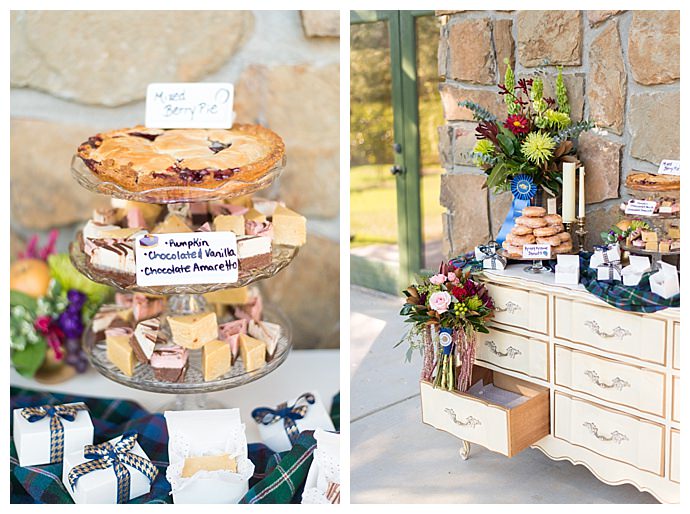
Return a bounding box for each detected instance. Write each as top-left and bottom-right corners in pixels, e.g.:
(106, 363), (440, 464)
(485, 340), (522, 359)
(584, 320), (631, 340)
(444, 408), (482, 428)
(582, 422), (628, 444)
(496, 301), (521, 314)
(584, 370), (630, 391)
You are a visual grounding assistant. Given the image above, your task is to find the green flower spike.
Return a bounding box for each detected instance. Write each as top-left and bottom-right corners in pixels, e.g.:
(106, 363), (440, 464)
(556, 66), (570, 115)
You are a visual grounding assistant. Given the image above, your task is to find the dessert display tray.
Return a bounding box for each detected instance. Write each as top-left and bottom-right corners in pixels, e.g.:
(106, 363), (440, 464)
(83, 306), (292, 394)
(71, 154), (286, 204)
(620, 242), (680, 257)
(70, 233), (298, 295)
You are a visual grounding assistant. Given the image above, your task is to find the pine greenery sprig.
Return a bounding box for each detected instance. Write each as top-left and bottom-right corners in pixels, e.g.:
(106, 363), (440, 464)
(553, 119), (595, 144)
(458, 100), (496, 123)
(555, 66), (570, 115)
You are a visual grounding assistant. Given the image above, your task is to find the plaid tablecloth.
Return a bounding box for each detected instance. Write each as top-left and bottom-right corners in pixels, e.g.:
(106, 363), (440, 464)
(579, 253), (680, 313)
(10, 387), (338, 504)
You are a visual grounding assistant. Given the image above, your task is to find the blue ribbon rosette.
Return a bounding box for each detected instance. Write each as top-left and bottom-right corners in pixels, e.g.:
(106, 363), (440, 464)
(496, 174), (538, 245)
(439, 328), (454, 355)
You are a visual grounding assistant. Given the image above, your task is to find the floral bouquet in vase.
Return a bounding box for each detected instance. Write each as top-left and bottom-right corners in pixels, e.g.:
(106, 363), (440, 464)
(461, 61), (594, 243)
(398, 262), (494, 392)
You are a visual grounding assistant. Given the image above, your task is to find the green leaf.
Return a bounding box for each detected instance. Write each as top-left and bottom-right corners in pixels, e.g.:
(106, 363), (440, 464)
(496, 133), (515, 157)
(10, 290), (38, 311)
(11, 338), (47, 378)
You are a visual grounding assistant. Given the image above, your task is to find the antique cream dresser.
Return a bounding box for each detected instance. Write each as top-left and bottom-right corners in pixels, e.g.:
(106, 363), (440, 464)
(420, 266), (680, 503)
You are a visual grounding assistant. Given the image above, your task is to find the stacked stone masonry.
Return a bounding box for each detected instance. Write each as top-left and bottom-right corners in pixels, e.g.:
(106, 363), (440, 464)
(436, 10), (680, 253)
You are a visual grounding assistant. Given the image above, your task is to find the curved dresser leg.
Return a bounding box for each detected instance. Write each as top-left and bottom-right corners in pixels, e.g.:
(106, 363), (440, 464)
(459, 440), (471, 460)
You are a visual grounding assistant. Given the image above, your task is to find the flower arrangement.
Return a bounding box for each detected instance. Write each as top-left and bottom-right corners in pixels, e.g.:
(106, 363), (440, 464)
(462, 61), (594, 197)
(10, 233), (110, 378)
(601, 219), (651, 245)
(398, 262), (494, 392)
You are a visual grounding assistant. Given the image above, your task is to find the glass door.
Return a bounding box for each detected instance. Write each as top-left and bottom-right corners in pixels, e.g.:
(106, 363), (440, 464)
(350, 10), (435, 294)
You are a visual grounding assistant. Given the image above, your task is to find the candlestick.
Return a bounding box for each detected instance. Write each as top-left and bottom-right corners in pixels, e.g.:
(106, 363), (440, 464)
(575, 216), (587, 253)
(578, 166), (586, 218)
(562, 162), (577, 222)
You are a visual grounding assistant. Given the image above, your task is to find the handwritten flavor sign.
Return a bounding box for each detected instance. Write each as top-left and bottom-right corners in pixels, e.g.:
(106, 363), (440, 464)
(624, 199), (657, 216)
(145, 83), (234, 129)
(658, 159), (680, 176)
(135, 232), (238, 287)
(522, 244), (551, 260)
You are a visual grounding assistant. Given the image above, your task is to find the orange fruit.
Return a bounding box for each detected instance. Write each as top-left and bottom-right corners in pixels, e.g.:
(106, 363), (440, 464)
(10, 258), (52, 298)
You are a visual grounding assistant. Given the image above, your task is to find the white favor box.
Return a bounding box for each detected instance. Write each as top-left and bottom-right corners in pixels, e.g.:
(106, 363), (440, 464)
(301, 429), (340, 504)
(165, 409), (254, 504)
(257, 391), (335, 453)
(62, 434), (152, 504)
(13, 403), (94, 466)
(597, 264), (622, 282)
(589, 243), (621, 269)
(554, 254), (580, 285)
(650, 261), (680, 299)
(622, 256), (651, 286)
(482, 254), (507, 271)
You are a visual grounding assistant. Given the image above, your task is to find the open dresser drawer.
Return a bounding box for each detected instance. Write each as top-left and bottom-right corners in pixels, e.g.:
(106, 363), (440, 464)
(421, 366), (549, 457)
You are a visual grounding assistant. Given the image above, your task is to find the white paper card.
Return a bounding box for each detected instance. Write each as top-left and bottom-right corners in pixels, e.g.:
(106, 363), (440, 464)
(649, 261), (680, 299)
(624, 199), (657, 216)
(62, 434), (152, 504)
(658, 159), (680, 176)
(13, 404), (94, 466)
(135, 232), (238, 287)
(522, 244), (551, 259)
(145, 83), (234, 129)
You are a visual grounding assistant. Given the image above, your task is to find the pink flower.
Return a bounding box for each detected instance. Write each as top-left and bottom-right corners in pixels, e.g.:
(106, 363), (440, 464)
(429, 274), (446, 285)
(447, 272), (457, 283)
(429, 291), (452, 314)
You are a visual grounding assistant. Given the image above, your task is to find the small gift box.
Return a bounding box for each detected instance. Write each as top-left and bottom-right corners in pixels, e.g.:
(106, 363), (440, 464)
(301, 429), (340, 504)
(554, 254), (580, 285)
(597, 262), (622, 282)
(13, 402), (93, 466)
(622, 255), (651, 286)
(252, 391), (335, 453)
(62, 432), (157, 504)
(482, 253), (507, 271)
(589, 243), (621, 270)
(474, 241), (499, 261)
(165, 409), (254, 504)
(650, 261), (680, 299)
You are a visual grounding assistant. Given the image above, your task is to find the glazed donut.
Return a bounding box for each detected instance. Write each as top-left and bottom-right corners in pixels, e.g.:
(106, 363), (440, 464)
(507, 232), (536, 245)
(536, 235), (562, 246)
(502, 243), (523, 257)
(533, 225), (561, 237)
(523, 206), (547, 217)
(515, 215), (547, 228)
(511, 225), (533, 236)
(544, 214), (563, 226)
(554, 242), (573, 254)
(558, 231), (572, 243)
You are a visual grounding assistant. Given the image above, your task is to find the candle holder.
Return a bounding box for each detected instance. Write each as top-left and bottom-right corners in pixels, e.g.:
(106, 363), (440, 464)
(563, 221), (574, 241)
(575, 216), (587, 253)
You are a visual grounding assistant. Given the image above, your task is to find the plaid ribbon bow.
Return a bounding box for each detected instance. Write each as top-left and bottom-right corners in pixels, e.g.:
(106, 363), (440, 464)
(67, 432), (158, 504)
(252, 393), (316, 446)
(20, 403), (88, 463)
(597, 248), (622, 281)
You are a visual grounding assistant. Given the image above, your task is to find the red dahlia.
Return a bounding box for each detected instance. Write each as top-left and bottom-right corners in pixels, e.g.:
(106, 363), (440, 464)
(503, 114), (530, 136)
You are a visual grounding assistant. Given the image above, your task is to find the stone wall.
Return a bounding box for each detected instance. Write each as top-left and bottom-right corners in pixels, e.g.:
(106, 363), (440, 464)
(436, 10), (679, 254)
(10, 10), (340, 349)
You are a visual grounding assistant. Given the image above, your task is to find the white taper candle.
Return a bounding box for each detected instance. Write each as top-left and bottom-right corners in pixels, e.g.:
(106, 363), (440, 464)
(562, 162), (577, 222)
(578, 166), (586, 218)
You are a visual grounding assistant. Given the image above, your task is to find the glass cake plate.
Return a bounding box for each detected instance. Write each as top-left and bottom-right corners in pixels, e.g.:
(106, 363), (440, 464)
(497, 248), (568, 274)
(71, 154), (286, 204)
(82, 306), (292, 395)
(69, 233), (298, 295)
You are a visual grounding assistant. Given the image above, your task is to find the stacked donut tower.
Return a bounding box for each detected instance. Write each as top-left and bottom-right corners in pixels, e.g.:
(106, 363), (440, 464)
(501, 206), (573, 259)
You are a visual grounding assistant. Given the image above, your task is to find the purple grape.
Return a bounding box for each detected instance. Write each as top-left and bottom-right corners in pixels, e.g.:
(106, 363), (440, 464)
(67, 290), (87, 310)
(64, 353), (80, 366)
(74, 358), (88, 373)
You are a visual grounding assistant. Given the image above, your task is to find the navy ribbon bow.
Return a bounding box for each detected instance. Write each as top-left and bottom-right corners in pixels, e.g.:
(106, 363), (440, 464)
(252, 393), (316, 446)
(67, 432), (158, 504)
(20, 403), (88, 463)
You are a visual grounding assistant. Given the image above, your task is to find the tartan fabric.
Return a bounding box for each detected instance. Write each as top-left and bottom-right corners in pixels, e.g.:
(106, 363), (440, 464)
(579, 253), (680, 313)
(11, 386), (338, 504)
(19, 403), (87, 464)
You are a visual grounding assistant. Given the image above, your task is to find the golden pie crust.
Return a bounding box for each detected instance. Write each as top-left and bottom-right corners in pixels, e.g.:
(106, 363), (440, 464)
(625, 172), (680, 191)
(77, 124), (285, 192)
